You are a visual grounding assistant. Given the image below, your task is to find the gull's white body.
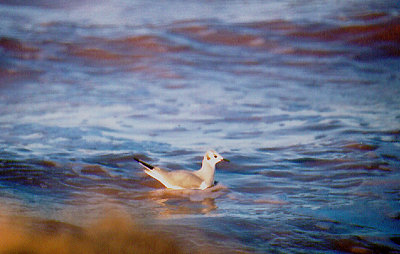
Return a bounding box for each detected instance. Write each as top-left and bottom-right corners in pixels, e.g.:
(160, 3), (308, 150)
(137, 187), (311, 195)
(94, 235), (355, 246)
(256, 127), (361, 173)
(135, 150), (227, 190)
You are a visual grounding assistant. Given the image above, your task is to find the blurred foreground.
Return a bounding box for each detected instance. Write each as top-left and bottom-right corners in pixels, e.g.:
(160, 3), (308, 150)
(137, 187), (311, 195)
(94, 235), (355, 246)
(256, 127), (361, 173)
(0, 208), (250, 254)
(0, 213), (180, 254)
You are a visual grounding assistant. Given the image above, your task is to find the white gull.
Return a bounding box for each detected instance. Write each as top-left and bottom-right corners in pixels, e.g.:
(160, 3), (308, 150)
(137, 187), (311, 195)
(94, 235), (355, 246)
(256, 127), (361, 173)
(134, 150), (229, 190)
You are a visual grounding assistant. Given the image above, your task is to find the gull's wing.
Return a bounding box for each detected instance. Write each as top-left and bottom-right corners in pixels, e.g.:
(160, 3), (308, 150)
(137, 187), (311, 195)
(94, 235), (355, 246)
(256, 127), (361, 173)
(164, 170), (205, 189)
(134, 157), (206, 189)
(134, 157), (155, 170)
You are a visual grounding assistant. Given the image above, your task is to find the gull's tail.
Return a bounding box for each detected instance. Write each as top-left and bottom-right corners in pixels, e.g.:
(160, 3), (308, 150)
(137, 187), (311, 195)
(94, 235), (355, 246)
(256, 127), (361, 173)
(134, 157), (154, 170)
(134, 157), (178, 189)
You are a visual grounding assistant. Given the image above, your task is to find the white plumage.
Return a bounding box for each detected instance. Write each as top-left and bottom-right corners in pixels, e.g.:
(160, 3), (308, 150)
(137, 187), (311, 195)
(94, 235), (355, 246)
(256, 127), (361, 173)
(135, 150), (228, 190)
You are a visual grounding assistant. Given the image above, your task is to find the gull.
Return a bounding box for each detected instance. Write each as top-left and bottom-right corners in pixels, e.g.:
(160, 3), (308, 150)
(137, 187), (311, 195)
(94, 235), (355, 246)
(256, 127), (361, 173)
(134, 150), (229, 190)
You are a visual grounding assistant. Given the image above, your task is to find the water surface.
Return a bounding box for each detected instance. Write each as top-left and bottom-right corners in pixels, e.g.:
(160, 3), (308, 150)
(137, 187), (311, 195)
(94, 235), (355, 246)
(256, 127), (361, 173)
(1, 0), (400, 253)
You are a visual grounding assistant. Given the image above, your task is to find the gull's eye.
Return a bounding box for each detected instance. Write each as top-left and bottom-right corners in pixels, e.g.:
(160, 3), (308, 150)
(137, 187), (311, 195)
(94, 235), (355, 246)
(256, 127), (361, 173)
(214, 155), (217, 158)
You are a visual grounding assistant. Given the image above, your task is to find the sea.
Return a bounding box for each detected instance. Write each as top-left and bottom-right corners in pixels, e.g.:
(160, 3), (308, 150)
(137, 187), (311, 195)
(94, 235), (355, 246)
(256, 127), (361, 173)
(0, 0), (399, 253)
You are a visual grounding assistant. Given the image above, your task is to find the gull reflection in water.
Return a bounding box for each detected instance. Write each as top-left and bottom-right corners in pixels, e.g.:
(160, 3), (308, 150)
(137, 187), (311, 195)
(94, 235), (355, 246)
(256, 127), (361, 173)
(147, 183), (229, 217)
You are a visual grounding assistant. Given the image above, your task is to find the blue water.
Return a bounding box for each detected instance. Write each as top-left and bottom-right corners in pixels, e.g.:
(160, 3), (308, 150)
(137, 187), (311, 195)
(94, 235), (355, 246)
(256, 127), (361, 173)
(1, 0), (400, 253)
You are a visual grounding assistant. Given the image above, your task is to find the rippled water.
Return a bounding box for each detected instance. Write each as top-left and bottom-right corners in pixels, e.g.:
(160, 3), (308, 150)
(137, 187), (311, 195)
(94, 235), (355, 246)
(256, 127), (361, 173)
(1, 0), (400, 253)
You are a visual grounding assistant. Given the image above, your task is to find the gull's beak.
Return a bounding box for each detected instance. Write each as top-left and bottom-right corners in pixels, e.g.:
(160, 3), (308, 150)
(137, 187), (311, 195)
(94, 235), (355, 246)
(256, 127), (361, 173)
(222, 158), (230, 162)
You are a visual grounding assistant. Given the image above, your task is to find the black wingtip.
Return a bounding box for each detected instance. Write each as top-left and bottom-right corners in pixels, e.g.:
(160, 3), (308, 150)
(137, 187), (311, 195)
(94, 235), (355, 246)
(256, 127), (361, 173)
(134, 157), (154, 170)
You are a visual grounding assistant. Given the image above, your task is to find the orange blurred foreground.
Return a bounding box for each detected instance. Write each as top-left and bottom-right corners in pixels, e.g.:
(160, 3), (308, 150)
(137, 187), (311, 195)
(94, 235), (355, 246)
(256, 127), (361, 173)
(0, 213), (184, 254)
(0, 209), (251, 254)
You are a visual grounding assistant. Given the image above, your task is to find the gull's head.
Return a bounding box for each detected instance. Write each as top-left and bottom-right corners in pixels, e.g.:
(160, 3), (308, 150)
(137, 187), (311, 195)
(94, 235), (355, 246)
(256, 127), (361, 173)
(204, 150), (229, 166)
